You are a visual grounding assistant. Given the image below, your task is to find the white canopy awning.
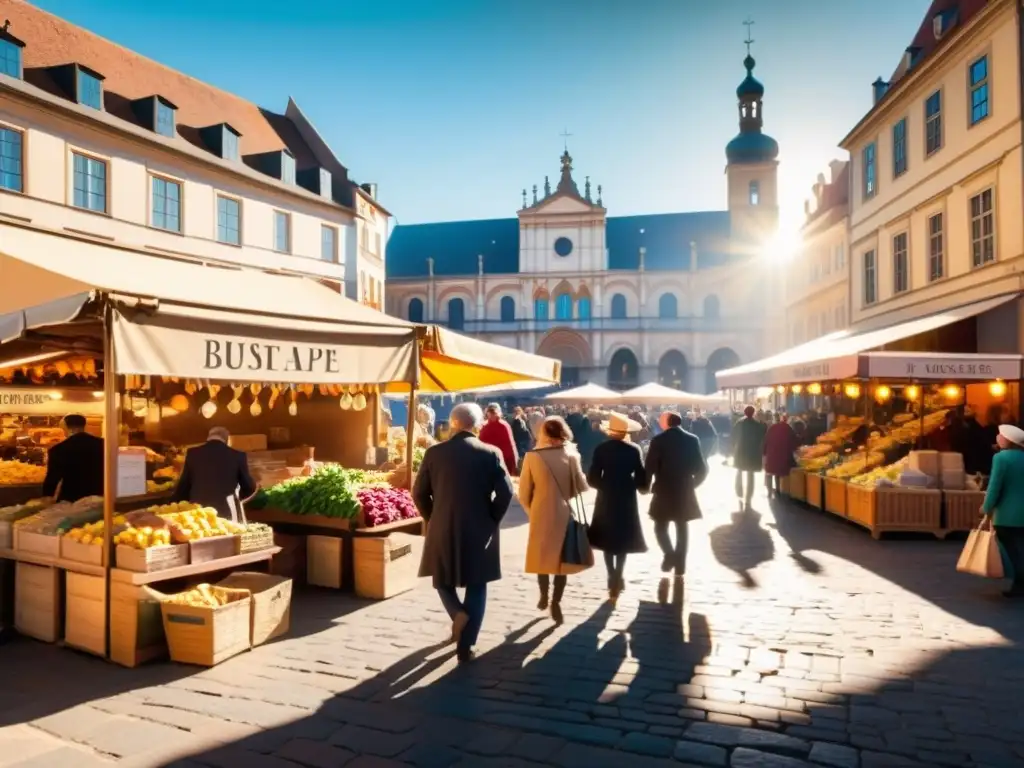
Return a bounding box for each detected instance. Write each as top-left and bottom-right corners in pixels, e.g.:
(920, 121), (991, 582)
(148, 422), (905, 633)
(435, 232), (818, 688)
(717, 294), (1020, 389)
(0, 224), (417, 384)
(618, 382), (709, 405)
(544, 382), (620, 403)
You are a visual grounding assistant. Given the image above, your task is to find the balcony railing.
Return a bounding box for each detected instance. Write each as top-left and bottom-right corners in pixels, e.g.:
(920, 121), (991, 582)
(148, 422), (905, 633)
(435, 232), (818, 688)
(442, 317), (762, 333)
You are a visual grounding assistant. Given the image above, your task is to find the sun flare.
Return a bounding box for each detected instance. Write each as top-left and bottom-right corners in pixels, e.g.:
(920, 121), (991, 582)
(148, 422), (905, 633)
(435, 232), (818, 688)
(761, 229), (803, 263)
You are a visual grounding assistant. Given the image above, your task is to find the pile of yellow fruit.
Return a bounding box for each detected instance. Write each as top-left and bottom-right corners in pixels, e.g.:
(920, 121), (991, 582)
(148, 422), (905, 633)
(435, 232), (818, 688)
(64, 516), (128, 545)
(153, 466), (179, 481)
(799, 453), (837, 472)
(0, 460), (47, 485)
(825, 451), (886, 479)
(115, 526), (174, 549)
(164, 583), (247, 608)
(161, 507), (245, 541)
(849, 458), (908, 487)
(146, 479), (175, 494)
(147, 501), (198, 516)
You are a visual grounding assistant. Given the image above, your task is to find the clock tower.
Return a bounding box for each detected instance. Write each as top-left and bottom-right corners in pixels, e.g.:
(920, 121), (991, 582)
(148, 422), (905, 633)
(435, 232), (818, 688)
(517, 149), (606, 274)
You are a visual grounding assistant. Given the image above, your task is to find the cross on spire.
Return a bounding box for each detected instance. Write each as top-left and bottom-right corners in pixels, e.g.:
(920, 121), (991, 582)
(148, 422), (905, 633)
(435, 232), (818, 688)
(743, 17), (755, 55)
(559, 128), (573, 152)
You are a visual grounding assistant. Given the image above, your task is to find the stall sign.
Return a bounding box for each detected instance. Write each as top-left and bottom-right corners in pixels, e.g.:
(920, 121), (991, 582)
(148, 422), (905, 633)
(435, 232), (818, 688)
(866, 355), (1023, 381)
(0, 388), (103, 415)
(117, 447), (147, 498)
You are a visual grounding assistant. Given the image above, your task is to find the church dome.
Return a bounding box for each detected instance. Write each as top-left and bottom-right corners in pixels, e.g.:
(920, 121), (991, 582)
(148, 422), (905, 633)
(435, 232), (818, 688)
(736, 55), (764, 98)
(726, 132), (779, 164)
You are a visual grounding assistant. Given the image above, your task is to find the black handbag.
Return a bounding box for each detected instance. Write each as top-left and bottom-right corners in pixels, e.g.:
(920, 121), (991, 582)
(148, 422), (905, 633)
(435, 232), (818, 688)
(552, 461), (594, 571)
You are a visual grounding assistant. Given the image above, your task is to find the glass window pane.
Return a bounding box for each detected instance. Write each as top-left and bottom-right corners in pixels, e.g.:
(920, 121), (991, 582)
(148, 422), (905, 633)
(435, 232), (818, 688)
(0, 128), (22, 192)
(156, 102), (175, 138)
(0, 39), (21, 78)
(77, 70), (102, 109)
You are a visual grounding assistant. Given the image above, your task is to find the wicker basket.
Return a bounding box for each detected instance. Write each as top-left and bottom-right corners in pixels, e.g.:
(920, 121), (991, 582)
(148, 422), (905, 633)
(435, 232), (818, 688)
(778, 473), (791, 496)
(824, 477), (848, 517)
(159, 587), (251, 666)
(846, 486), (941, 538)
(239, 527), (275, 554)
(789, 469), (806, 502)
(806, 473), (824, 510)
(944, 490), (985, 533)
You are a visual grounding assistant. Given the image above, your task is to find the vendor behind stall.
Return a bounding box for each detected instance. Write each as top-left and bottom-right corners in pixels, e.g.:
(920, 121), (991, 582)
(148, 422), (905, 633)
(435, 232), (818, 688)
(43, 414), (104, 502)
(172, 427), (258, 521)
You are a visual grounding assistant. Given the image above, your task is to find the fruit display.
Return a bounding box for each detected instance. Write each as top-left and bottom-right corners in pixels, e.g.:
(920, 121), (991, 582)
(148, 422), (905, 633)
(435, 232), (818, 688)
(114, 525), (174, 549)
(0, 497), (52, 521)
(146, 479), (175, 494)
(153, 466), (179, 481)
(357, 485), (419, 527)
(798, 452), (838, 472)
(824, 452), (886, 479)
(15, 496), (103, 535)
(163, 583), (247, 608)
(65, 515), (128, 545)
(849, 458), (908, 487)
(0, 459), (47, 485)
(251, 464), (363, 519)
(159, 506), (246, 541)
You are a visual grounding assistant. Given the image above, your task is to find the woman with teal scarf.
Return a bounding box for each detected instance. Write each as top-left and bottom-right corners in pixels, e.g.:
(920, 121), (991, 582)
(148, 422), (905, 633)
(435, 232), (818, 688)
(982, 424), (1024, 597)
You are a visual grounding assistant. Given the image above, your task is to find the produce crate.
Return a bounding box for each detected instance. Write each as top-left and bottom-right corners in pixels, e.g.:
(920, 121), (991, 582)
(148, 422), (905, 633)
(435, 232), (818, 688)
(846, 486), (941, 539)
(15, 529), (59, 558)
(307, 535), (344, 589)
(116, 544), (189, 573)
(217, 571), (291, 647)
(944, 490), (986, 534)
(268, 532), (307, 586)
(60, 536), (105, 566)
(15, 562), (61, 643)
(189, 535), (241, 564)
(355, 516), (425, 536)
(158, 588), (252, 666)
(778, 473), (791, 497)
(0, 506), (45, 549)
(64, 572), (105, 656)
(110, 581), (167, 668)
(239, 526), (275, 554)
(805, 474), (824, 510)
(824, 478), (848, 518)
(353, 532), (425, 600)
(788, 469), (806, 502)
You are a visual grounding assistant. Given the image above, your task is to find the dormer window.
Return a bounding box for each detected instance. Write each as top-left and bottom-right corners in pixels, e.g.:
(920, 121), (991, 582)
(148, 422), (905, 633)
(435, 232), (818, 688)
(0, 24), (25, 79)
(319, 169), (332, 198)
(281, 151), (295, 185)
(298, 166), (332, 198)
(156, 100), (175, 138)
(199, 123), (242, 161)
(76, 67), (103, 110)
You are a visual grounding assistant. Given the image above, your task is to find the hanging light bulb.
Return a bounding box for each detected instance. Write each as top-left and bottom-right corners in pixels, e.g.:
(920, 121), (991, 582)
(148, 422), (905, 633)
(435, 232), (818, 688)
(791, 384), (803, 394)
(905, 384), (920, 401)
(990, 380), (1008, 397)
(943, 384), (961, 400)
(874, 385), (892, 403)
(807, 382), (822, 396)
(201, 399), (218, 419)
(287, 386), (298, 416)
(250, 398), (263, 417)
(775, 385), (786, 394)
(844, 383), (861, 399)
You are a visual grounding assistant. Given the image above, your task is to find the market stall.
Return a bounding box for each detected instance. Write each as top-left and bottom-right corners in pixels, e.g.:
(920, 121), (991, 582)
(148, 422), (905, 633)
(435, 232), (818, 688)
(617, 382), (709, 406)
(717, 322), (1022, 539)
(543, 382), (620, 403)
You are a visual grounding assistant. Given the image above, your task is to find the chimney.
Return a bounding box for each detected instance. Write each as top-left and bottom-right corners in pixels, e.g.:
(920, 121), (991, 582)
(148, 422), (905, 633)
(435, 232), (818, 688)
(872, 78), (889, 105)
(361, 182), (377, 199)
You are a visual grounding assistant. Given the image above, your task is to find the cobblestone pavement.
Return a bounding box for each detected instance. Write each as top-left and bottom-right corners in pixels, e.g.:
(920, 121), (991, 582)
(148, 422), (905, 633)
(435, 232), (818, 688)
(4, 461), (1024, 767)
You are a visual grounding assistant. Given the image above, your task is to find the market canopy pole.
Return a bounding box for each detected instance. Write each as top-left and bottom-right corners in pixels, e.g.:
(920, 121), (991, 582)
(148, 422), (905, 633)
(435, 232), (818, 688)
(405, 328), (423, 491)
(101, 295), (118, 659)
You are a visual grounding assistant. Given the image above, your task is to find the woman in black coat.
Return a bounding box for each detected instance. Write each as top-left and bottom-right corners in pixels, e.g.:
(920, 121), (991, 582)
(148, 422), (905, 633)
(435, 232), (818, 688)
(586, 413), (649, 604)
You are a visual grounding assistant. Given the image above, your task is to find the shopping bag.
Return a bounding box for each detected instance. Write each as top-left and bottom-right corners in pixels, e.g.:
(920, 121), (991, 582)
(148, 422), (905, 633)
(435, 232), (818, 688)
(956, 519), (1004, 578)
(561, 509), (594, 575)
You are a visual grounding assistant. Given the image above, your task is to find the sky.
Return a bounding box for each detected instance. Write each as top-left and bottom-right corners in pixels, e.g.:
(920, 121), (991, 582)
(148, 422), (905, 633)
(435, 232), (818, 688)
(31, 0), (931, 234)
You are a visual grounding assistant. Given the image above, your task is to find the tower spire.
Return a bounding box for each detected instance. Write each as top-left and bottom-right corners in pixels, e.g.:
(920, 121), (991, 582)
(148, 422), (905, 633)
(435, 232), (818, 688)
(743, 17), (754, 56)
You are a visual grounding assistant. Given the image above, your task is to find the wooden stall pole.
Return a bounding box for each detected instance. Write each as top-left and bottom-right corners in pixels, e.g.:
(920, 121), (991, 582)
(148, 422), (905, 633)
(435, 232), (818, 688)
(405, 330), (421, 491)
(101, 298), (119, 659)
(917, 380), (925, 448)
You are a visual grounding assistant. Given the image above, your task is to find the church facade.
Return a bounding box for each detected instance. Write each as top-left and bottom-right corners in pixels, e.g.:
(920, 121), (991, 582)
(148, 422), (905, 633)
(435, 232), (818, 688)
(385, 52), (781, 393)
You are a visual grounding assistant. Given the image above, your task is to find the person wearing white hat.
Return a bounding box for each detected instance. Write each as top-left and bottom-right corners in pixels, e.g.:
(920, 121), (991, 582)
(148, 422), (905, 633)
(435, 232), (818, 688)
(587, 413), (649, 604)
(982, 423), (1024, 597)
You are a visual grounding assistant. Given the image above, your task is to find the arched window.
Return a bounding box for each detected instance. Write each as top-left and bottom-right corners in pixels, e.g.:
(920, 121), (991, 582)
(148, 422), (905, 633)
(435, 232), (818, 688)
(499, 296), (515, 322)
(610, 294), (627, 319)
(535, 297), (549, 320)
(577, 297), (592, 320)
(703, 294), (720, 319)
(407, 297), (424, 323)
(447, 298), (465, 330)
(555, 292), (572, 321)
(749, 180), (760, 206)
(658, 293), (678, 319)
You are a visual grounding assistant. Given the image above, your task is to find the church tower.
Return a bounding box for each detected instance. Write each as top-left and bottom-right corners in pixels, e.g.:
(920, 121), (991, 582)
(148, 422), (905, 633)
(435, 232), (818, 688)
(725, 30), (779, 248)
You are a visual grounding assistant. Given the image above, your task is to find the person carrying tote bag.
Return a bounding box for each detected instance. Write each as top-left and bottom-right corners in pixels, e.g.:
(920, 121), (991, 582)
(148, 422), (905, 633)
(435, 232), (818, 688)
(974, 424), (1024, 596)
(518, 416), (591, 624)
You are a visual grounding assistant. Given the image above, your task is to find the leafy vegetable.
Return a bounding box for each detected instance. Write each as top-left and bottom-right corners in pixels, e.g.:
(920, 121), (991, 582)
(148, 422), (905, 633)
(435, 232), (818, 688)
(250, 464), (362, 519)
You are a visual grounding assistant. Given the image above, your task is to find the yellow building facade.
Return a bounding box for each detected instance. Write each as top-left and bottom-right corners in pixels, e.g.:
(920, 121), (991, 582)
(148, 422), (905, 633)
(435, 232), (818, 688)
(842, 0), (1024, 346)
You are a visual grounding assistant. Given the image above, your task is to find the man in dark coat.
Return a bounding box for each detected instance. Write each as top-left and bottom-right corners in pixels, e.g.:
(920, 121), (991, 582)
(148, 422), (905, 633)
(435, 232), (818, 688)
(43, 414), (104, 502)
(644, 411), (708, 584)
(172, 426), (258, 520)
(414, 402), (514, 663)
(732, 405), (767, 508)
(690, 409), (719, 459)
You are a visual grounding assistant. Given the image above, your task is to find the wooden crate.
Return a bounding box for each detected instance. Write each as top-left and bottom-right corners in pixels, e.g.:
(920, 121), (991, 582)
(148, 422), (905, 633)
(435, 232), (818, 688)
(353, 532), (425, 600)
(778, 473), (791, 496)
(944, 490), (986, 533)
(846, 486), (942, 539)
(116, 544), (189, 573)
(15, 562), (61, 642)
(109, 581), (167, 668)
(307, 535), (343, 589)
(64, 572), (105, 656)
(805, 474), (824, 510)
(267, 532), (307, 586)
(189, 535), (241, 564)
(15, 529), (60, 558)
(788, 469), (807, 502)
(246, 508), (354, 531)
(159, 590), (251, 667)
(217, 572), (291, 647)
(824, 478), (848, 518)
(60, 536), (105, 566)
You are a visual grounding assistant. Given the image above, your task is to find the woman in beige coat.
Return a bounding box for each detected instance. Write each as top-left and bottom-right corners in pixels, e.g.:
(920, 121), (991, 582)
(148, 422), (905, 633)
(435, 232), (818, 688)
(518, 415), (589, 624)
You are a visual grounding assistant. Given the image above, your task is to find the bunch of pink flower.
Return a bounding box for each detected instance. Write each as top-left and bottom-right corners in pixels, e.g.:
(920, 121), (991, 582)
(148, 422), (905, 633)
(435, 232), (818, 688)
(356, 486), (418, 527)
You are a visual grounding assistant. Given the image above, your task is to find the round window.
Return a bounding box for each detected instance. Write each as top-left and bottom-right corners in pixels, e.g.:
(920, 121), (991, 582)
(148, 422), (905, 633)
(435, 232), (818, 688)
(554, 237), (574, 257)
